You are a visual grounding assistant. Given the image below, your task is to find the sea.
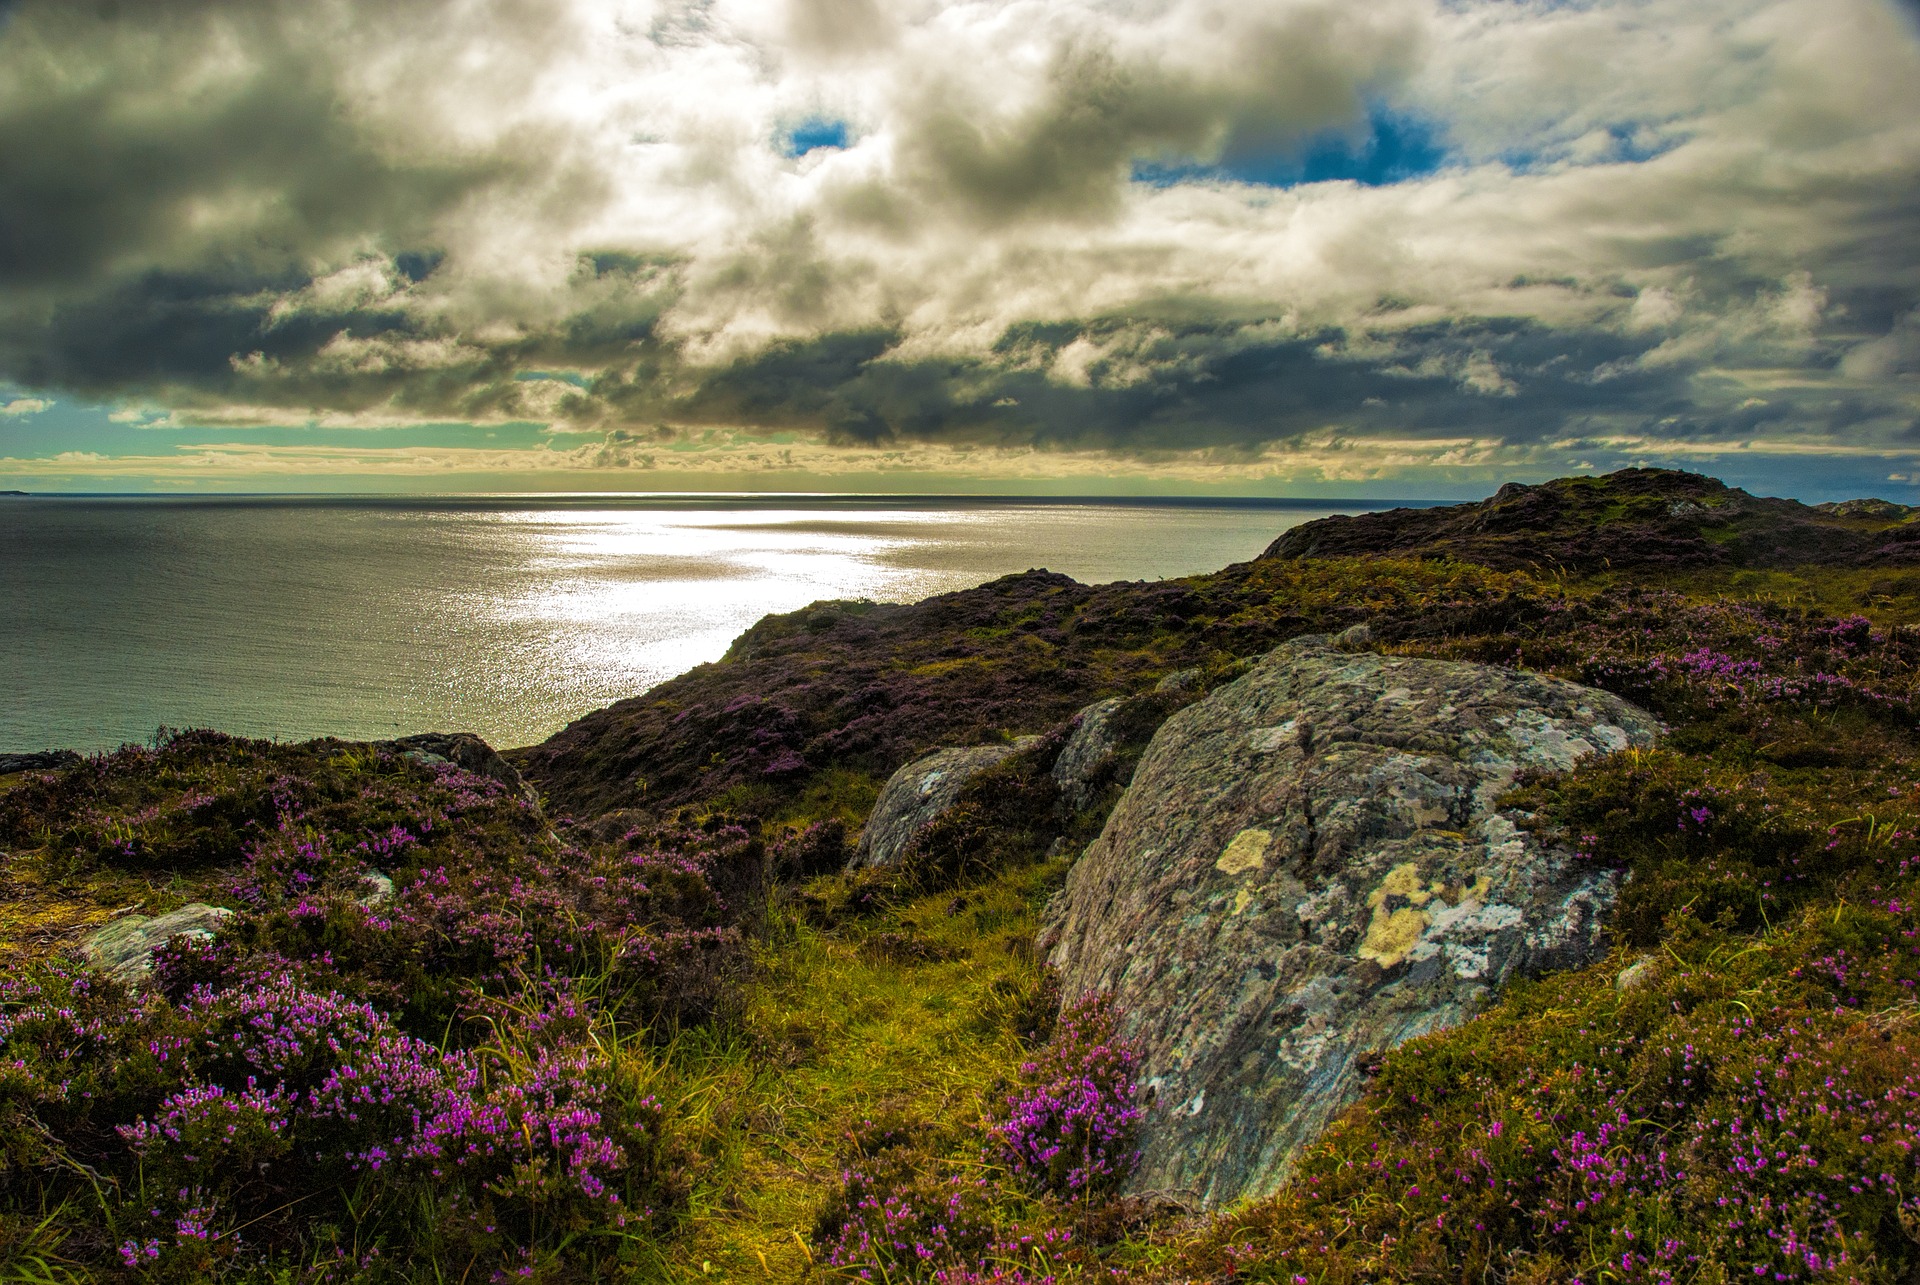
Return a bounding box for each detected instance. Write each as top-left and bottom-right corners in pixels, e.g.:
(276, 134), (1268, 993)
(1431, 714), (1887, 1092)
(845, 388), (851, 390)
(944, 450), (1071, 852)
(0, 494), (1401, 754)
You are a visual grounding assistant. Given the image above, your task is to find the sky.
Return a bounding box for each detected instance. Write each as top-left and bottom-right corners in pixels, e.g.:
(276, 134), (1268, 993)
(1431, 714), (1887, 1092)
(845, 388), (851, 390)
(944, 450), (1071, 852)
(1, 0), (1918, 499)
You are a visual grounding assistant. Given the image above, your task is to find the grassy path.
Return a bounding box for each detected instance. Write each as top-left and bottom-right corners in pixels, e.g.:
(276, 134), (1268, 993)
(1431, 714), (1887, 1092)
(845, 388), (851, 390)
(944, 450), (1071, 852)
(657, 862), (1064, 1282)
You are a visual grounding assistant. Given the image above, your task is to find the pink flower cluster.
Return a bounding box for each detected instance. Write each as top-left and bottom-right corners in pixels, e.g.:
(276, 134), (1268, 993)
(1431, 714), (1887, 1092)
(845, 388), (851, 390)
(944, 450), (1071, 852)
(988, 995), (1142, 1198)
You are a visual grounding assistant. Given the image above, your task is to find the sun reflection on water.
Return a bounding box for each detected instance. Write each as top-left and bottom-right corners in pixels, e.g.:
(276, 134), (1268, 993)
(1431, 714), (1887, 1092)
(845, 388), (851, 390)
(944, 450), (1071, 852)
(2, 499), (1351, 750)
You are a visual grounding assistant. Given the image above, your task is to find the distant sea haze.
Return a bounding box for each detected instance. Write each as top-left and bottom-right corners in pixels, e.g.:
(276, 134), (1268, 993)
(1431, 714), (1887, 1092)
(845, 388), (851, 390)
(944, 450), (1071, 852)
(1, 494), (1403, 753)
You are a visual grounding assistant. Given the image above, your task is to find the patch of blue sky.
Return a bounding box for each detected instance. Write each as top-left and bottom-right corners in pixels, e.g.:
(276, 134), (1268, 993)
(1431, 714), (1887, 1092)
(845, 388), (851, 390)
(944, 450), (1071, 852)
(1493, 122), (1687, 174)
(781, 118), (850, 158)
(515, 370), (592, 388)
(1134, 108), (1448, 190)
(0, 388), (553, 460)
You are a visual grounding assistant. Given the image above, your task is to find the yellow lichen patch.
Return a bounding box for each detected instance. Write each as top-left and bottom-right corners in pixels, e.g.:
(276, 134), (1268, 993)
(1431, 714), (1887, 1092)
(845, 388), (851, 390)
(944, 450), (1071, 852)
(1232, 886), (1255, 915)
(1216, 828), (1273, 876)
(1359, 905), (1430, 967)
(1373, 862), (1435, 906)
(1357, 861), (1450, 967)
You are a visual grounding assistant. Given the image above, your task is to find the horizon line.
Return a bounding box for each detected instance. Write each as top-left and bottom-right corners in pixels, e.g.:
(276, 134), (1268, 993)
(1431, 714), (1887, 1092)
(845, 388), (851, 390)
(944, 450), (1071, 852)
(0, 489), (1449, 508)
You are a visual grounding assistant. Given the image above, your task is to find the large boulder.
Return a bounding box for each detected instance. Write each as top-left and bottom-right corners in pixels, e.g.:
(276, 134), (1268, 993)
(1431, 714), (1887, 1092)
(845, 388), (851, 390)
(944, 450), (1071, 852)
(1041, 636), (1660, 1207)
(850, 741), (1034, 870)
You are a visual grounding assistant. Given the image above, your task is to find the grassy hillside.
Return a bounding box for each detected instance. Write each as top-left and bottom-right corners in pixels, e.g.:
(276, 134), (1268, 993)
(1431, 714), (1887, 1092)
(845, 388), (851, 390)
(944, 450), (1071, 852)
(6, 468), (1920, 1282)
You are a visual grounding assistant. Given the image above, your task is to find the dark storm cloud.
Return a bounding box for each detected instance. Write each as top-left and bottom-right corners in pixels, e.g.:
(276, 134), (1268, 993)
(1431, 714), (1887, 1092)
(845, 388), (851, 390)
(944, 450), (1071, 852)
(599, 315), (1726, 453)
(871, 6), (1422, 226)
(0, 1), (521, 296)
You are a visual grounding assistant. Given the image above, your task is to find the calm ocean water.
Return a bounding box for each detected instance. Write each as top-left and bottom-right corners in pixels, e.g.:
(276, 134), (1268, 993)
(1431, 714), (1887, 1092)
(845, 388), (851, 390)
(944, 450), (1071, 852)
(1, 494), (1392, 753)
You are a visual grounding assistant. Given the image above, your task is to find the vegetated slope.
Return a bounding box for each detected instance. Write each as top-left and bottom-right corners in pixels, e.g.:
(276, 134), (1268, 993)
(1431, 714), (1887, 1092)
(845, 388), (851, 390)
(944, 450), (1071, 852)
(783, 526), (1920, 1285)
(510, 559), (1535, 822)
(0, 733), (775, 1280)
(1266, 466), (1920, 572)
(517, 467), (1920, 826)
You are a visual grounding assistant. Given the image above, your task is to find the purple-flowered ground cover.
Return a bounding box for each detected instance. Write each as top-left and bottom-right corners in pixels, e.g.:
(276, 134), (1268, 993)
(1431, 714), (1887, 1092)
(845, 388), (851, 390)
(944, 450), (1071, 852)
(0, 733), (758, 1280)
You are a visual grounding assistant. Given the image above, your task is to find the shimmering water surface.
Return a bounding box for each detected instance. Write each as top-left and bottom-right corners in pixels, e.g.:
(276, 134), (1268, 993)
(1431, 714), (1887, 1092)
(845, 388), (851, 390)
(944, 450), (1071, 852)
(1, 495), (1391, 752)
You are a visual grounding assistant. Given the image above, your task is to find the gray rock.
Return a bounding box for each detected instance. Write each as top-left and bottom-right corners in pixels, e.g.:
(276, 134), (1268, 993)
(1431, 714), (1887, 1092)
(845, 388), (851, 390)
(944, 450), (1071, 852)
(1615, 954), (1657, 992)
(1051, 698), (1129, 813)
(1041, 636), (1660, 1207)
(81, 903), (233, 983)
(1154, 669), (1203, 696)
(0, 750), (81, 775)
(1333, 622), (1373, 651)
(382, 733), (536, 804)
(850, 741), (1035, 870)
(358, 870), (395, 906)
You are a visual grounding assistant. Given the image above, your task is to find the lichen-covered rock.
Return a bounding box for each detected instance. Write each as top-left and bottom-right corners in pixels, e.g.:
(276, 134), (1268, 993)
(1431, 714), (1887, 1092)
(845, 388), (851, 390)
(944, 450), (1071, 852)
(81, 903), (233, 983)
(1051, 698), (1128, 813)
(850, 742), (1033, 870)
(1041, 636), (1660, 1207)
(1154, 669), (1203, 697)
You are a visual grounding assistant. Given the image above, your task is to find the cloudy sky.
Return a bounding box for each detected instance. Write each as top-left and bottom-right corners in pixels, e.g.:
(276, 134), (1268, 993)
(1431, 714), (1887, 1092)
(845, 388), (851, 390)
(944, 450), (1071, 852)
(1, 0), (1917, 497)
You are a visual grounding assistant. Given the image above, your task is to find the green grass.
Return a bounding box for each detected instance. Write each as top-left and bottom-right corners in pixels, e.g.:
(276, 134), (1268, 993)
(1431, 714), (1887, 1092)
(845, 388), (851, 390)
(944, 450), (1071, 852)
(1588, 565), (1920, 626)
(656, 860), (1065, 1281)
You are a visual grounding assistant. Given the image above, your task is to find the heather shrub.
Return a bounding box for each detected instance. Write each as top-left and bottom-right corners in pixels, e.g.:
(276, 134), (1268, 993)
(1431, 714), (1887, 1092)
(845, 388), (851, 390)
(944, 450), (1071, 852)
(0, 730), (543, 882)
(771, 816), (850, 879)
(818, 1163), (1073, 1285)
(0, 735), (770, 1279)
(987, 995), (1141, 1199)
(216, 793), (764, 1033)
(1, 964), (687, 1281)
(1508, 707), (1920, 946)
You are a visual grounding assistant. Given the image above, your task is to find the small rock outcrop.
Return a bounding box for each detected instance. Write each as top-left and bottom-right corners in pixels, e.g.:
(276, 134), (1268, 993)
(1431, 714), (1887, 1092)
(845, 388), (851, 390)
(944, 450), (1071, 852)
(0, 750), (81, 775)
(81, 904), (233, 984)
(1051, 698), (1128, 812)
(382, 733), (536, 803)
(1041, 636), (1660, 1207)
(851, 741), (1034, 870)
